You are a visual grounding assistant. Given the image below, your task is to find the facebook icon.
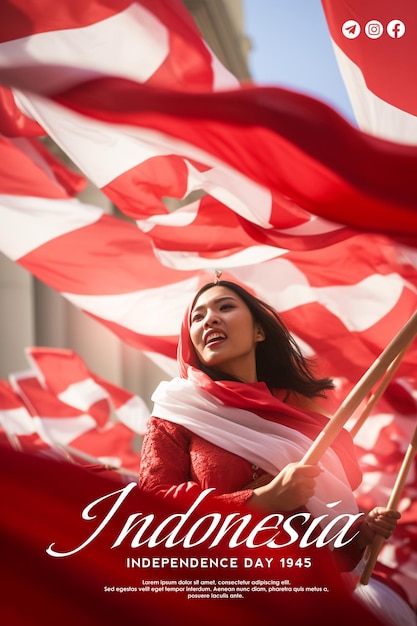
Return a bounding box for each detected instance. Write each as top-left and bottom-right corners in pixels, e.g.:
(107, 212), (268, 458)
(387, 20), (406, 38)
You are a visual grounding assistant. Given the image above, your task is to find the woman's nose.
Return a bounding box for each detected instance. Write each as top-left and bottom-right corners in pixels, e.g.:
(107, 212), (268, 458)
(203, 310), (219, 327)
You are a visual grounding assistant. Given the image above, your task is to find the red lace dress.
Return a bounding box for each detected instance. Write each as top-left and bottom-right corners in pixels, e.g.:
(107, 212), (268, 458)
(138, 415), (268, 506)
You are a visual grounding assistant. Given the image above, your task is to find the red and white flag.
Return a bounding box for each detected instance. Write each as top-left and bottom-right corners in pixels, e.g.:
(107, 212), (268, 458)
(1, 0), (417, 264)
(0, 133), (208, 359)
(8, 369), (140, 473)
(26, 346), (150, 434)
(0, 378), (50, 454)
(322, 0), (417, 144)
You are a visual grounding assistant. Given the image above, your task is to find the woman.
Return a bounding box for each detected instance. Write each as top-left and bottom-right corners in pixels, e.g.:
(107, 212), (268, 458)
(139, 278), (417, 625)
(139, 279), (399, 560)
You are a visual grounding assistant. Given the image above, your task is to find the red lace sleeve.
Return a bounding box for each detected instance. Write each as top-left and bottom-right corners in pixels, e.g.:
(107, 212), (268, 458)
(138, 416), (253, 509)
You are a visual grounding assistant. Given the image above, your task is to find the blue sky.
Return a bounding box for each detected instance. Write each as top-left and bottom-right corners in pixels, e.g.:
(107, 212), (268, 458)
(243, 0), (355, 123)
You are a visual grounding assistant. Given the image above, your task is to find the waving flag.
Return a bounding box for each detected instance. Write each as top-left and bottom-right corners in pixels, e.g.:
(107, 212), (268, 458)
(0, 378), (52, 454)
(0, 343), (148, 475)
(4, 121), (414, 385)
(5, 364), (138, 475)
(321, 0), (417, 144)
(1, 0), (417, 261)
(0, 133), (208, 358)
(26, 347), (150, 434)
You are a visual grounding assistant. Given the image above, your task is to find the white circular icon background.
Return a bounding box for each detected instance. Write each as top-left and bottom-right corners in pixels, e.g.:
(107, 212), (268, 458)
(387, 20), (406, 38)
(365, 20), (383, 39)
(342, 20), (360, 39)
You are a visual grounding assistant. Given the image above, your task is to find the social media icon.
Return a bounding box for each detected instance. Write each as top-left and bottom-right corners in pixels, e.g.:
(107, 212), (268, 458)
(342, 20), (360, 39)
(387, 20), (406, 38)
(365, 20), (383, 39)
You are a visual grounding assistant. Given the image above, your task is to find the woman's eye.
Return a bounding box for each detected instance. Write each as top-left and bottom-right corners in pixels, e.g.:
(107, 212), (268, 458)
(191, 314), (203, 323)
(220, 304), (234, 311)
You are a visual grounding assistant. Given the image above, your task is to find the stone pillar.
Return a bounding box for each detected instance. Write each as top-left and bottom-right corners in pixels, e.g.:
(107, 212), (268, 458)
(0, 253), (35, 378)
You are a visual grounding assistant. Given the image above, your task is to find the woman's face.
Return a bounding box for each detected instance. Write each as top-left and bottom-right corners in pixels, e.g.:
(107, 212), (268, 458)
(190, 286), (265, 382)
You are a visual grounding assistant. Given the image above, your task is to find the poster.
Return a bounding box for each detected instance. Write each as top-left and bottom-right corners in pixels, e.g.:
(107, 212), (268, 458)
(1, 1), (417, 625)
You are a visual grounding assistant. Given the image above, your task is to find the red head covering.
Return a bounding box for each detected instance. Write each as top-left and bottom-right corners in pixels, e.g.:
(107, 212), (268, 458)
(177, 300), (200, 378)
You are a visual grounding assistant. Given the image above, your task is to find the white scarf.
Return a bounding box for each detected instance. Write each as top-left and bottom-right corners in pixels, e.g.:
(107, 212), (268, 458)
(151, 376), (359, 522)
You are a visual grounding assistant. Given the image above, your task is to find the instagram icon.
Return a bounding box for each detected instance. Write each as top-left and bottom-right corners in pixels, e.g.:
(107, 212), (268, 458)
(365, 20), (383, 38)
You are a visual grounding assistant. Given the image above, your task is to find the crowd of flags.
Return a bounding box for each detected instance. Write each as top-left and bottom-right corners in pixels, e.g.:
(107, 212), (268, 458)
(0, 0), (416, 613)
(1, 346), (148, 474)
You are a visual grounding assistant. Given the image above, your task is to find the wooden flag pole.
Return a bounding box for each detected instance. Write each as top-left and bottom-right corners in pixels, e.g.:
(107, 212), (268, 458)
(349, 342), (412, 439)
(300, 311), (417, 466)
(359, 424), (417, 585)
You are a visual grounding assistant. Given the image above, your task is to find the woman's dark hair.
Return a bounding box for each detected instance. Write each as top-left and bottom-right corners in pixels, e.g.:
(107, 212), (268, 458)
(190, 280), (334, 398)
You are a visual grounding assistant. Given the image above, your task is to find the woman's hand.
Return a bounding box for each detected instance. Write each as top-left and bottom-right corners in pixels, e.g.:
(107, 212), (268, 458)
(357, 507), (401, 549)
(249, 462), (321, 512)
